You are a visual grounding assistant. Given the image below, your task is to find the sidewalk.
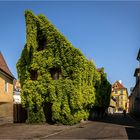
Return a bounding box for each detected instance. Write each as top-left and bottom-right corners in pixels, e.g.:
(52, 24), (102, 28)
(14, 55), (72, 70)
(0, 120), (91, 139)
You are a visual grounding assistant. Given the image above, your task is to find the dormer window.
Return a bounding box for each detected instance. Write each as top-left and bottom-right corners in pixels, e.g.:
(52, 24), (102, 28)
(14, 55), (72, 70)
(30, 70), (38, 80)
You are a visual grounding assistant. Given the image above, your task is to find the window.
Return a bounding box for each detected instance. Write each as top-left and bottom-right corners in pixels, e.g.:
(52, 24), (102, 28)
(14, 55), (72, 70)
(114, 90), (118, 94)
(120, 95), (123, 100)
(30, 70), (38, 80)
(37, 38), (47, 51)
(115, 84), (118, 88)
(5, 81), (8, 93)
(50, 68), (61, 80)
(119, 101), (123, 105)
(120, 89), (123, 95)
(37, 30), (47, 51)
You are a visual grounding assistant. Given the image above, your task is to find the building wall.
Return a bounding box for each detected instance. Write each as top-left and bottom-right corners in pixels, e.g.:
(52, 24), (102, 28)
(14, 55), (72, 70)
(128, 96), (132, 113)
(131, 90), (136, 113)
(130, 80), (140, 114)
(0, 72), (13, 123)
(129, 50), (140, 115)
(136, 80), (140, 113)
(108, 98), (116, 114)
(111, 88), (128, 112)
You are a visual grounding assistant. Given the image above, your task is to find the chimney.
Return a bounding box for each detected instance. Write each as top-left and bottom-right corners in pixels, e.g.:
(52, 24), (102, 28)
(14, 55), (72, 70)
(119, 80), (122, 84)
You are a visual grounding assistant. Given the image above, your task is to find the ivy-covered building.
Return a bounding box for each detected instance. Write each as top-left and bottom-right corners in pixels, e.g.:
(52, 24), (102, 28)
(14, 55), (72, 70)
(17, 10), (111, 124)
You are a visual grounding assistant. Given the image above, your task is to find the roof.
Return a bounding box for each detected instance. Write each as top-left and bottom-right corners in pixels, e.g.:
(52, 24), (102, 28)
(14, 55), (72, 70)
(112, 81), (126, 89)
(0, 52), (14, 79)
(134, 68), (140, 77)
(137, 49), (140, 61)
(97, 67), (104, 72)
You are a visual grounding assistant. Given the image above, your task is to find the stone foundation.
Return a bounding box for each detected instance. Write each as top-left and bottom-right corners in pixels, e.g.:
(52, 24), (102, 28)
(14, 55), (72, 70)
(0, 102), (13, 125)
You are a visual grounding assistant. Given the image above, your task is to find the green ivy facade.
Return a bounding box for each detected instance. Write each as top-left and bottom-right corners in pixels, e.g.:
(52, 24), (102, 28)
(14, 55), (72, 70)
(17, 10), (111, 125)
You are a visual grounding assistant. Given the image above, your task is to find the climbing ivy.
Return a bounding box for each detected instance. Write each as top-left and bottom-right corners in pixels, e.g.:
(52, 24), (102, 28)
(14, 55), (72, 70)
(94, 68), (111, 108)
(17, 10), (111, 124)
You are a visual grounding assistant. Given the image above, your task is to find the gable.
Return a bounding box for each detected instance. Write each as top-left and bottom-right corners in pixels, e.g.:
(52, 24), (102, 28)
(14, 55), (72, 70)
(112, 81), (125, 90)
(0, 52), (14, 79)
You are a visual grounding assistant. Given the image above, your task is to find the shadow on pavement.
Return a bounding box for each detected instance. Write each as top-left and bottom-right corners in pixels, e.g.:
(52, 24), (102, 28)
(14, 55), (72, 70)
(95, 113), (140, 139)
(96, 113), (138, 126)
(125, 127), (140, 139)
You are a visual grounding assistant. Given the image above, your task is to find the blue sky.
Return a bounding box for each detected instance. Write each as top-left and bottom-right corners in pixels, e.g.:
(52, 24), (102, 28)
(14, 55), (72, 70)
(0, 1), (139, 94)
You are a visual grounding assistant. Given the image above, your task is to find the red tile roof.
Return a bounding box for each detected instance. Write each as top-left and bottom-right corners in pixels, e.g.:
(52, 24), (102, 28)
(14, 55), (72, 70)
(112, 81), (126, 89)
(0, 52), (14, 79)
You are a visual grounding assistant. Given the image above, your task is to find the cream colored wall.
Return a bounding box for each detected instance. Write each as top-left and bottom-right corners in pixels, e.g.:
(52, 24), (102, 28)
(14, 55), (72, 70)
(0, 73), (13, 103)
(0, 72), (13, 122)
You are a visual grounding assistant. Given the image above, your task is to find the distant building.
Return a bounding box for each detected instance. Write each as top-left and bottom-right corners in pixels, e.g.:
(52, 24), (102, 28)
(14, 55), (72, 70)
(13, 80), (21, 104)
(129, 49), (140, 115)
(0, 52), (15, 123)
(108, 96), (116, 114)
(111, 81), (128, 112)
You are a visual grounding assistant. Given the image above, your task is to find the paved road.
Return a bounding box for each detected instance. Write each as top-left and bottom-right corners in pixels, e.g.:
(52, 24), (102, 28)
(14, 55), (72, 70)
(0, 113), (140, 139)
(46, 113), (140, 139)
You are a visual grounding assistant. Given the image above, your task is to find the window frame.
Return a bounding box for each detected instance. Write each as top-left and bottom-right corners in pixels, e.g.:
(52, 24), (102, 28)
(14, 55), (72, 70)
(5, 80), (8, 93)
(114, 90), (118, 94)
